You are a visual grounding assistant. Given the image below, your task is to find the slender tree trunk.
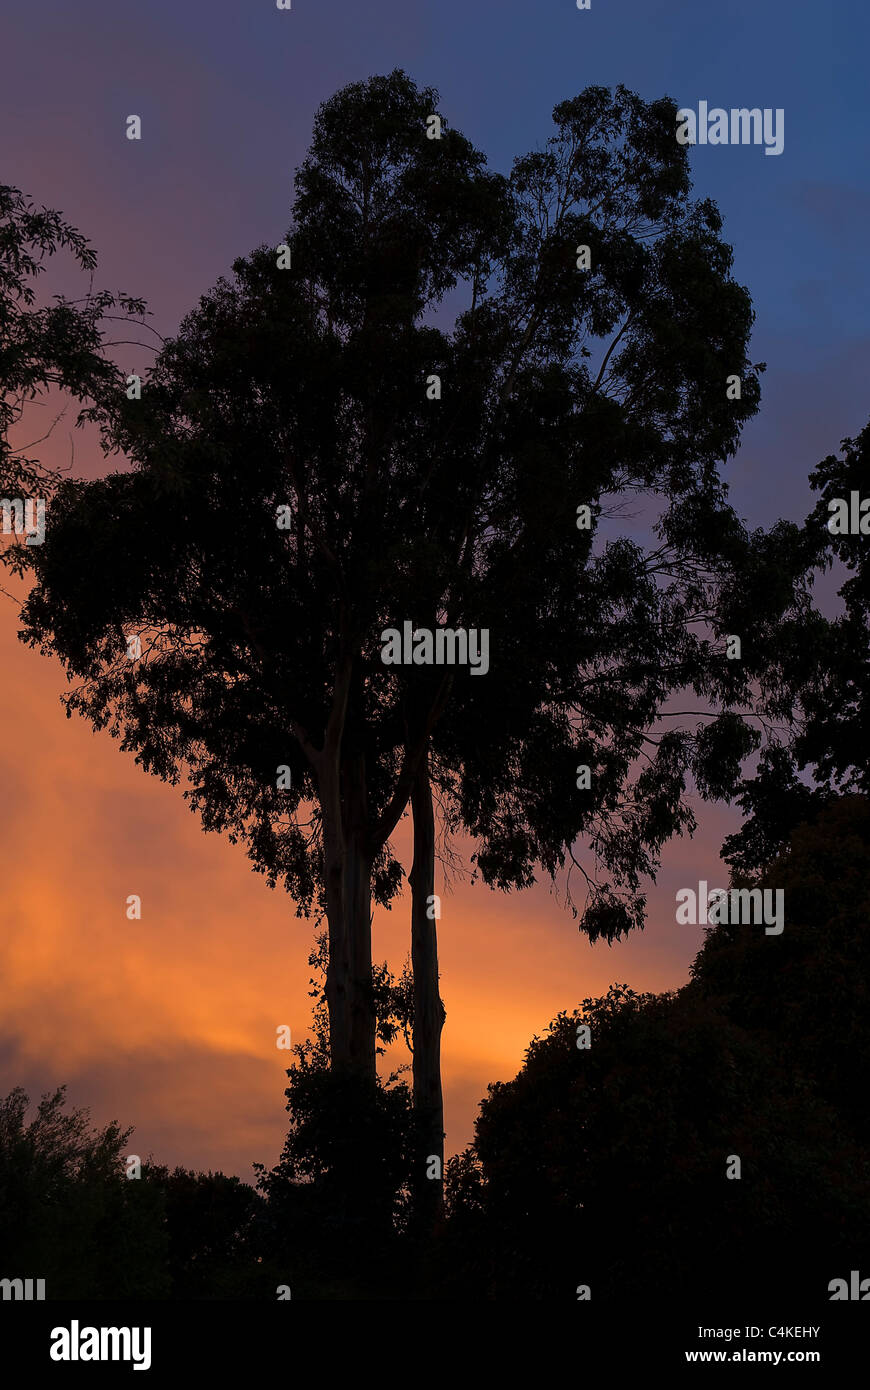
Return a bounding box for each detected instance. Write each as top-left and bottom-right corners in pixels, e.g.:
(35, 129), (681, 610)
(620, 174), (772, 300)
(318, 748), (380, 1231)
(342, 751), (376, 1080)
(320, 751), (377, 1081)
(409, 748), (445, 1224)
(320, 754), (353, 1072)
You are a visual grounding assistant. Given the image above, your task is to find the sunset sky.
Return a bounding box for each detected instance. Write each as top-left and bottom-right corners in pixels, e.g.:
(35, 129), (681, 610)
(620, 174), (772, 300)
(2, 0), (869, 1180)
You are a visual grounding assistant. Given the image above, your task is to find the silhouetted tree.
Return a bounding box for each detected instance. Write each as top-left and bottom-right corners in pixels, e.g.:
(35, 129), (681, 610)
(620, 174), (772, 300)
(19, 74), (508, 1120)
(252, 935), (417, 1291)
(18, 75), (814, 1225)
(722, 419), (870, 874)
(0, 182), (145, 505)
(442, 796), (870, 1301)
(141, 1162), (261, 1298)
(699, 793), (870, 1143)
(0, 1085), (168, 1298)
(406, 85), (815, 1210)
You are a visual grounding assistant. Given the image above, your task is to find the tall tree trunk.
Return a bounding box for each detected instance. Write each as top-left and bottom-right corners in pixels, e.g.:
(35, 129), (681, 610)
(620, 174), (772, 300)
(409, 748), (445, 1225)
(318, 749), (380, 1231)
(319, 752), (353, 1071)
(319, 751), (377, 1081)
(343, 751), (376, 1080)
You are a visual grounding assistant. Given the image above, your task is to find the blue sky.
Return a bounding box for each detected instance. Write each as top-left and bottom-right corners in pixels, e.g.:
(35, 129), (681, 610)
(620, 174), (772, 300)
(4, 0), (868, 528)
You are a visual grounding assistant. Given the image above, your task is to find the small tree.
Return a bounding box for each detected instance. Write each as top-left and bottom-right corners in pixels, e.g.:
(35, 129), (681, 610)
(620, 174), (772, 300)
(0, 1086), (168, 1297)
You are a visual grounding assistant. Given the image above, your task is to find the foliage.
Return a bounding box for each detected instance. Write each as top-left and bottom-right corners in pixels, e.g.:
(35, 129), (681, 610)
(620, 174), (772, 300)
(0, 182), (145, 510)
(441, 796), (870, 1301)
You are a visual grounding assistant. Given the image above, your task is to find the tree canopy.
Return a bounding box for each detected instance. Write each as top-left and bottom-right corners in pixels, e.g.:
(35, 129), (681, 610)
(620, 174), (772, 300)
(17, 76), (817, 1212)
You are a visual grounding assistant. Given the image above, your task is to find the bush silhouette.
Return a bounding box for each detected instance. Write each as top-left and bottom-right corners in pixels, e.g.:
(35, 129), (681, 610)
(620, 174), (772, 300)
(440, 797), (870, 1302)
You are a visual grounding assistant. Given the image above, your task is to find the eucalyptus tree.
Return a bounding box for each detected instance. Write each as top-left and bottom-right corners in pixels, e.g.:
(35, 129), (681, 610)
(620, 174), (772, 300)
(398, 83), (813, 1210)
(20, 72), (511, 1094)
(19, 73), (813, 1217)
